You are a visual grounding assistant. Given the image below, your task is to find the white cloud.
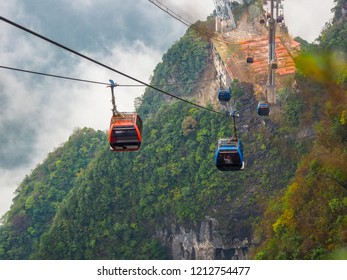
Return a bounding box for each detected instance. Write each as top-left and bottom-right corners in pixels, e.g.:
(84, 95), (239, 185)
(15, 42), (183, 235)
(284, 0), (335, 42)
(0, 165), (34, 223)
(164, 0), (215, 22)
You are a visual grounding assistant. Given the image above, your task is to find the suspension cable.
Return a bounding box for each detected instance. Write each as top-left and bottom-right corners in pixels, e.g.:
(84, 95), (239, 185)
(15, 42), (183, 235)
(0, 65), (110, 86)
(0, 16), (225, 116)
(147, 0), (235, 45)
(0, 65), (216, 87)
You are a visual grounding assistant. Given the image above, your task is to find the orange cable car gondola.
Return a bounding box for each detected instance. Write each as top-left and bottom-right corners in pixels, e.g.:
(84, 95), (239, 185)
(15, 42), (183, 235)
(107, 80), (143, 152)
(108, 113), (143, 152)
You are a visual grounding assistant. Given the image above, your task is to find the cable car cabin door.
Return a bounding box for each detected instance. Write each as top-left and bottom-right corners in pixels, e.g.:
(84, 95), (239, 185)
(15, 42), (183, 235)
(108, 113), (142, 152)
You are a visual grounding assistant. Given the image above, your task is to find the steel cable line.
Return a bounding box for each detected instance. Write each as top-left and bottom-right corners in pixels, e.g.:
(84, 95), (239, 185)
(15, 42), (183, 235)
(147, 0), (235, 45)
(234, 99), (258, 114)
(0, 65), (217, 87)
(0, 16), (225, 116)
(148, 0), (194, 27)
(0, 65), (110, 86)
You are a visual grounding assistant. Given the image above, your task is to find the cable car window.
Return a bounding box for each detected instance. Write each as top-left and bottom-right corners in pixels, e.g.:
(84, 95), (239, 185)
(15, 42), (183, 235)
(219, 151), (241, 164)
(112, 127), (138, 140)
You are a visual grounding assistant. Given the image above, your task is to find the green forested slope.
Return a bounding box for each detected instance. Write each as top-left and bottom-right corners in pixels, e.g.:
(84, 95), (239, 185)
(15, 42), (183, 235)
(252, 0), (347, 259)
(1, 1), (345, 260)
(35, 89), (302, 259)
(0, 25), (301, 259)
(136, 28), (210, 117)
(0, 128), (105, 259)
(252, 74), (347, 259)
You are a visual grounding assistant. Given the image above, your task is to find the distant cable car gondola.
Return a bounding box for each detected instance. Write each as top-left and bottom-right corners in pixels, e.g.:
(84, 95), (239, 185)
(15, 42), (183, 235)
(246, 46), (254, 63)
(260, 18), (265, 24)
(271, 60), (278, 69)
(108, 113), (143, 152)
(257, 101), (270, 116)
(218, 87), (231, 102)
(276, 15), (284, 23)
(246, 55), (254, 64)
(217, 73), (231, 102)
(214, 138), (244, 171)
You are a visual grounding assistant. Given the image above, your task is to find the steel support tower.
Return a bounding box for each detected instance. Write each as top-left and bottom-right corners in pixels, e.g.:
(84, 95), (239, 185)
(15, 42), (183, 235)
(266, 0), (278, 104)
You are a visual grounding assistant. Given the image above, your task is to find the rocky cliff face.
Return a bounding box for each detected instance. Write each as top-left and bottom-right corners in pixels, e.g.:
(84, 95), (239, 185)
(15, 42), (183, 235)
(157, 216), (251, 260)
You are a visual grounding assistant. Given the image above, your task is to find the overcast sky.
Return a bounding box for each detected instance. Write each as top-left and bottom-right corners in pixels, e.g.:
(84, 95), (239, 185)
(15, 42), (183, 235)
(0, 0), (335, 218)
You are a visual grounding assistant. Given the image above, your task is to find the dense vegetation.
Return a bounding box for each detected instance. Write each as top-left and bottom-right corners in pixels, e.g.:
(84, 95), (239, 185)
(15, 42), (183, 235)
(0, 128), (105, 259)
(251, 0), (347, 259)
(136, 28), (210, 117)
(0, 20), (299, 259)
(0, 1), (346, 260)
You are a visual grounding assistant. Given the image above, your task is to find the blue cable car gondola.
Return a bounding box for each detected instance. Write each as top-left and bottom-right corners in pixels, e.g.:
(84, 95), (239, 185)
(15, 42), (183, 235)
(214, 138), (244, 171)
(218, 88), (231, 102)
(257, 101), (270, 116)
(214, 110), (244, 171)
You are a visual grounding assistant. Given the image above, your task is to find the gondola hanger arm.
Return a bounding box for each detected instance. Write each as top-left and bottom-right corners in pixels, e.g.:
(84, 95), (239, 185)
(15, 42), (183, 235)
(108, 79), (119, 116)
